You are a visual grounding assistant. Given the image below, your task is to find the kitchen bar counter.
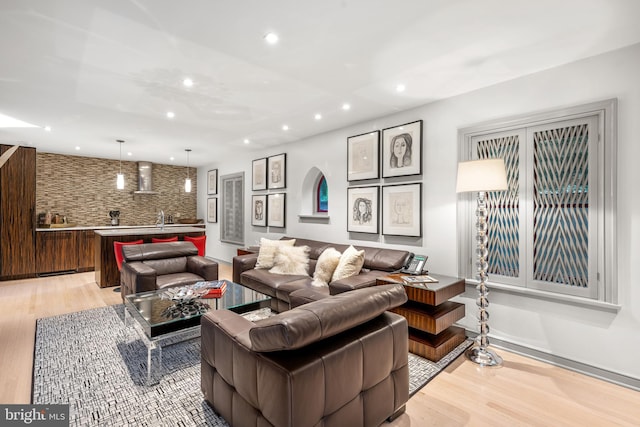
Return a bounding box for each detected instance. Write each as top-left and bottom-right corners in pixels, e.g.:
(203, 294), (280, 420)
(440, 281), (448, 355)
(94, 226), (206, 289)
(37, 223), (204, 232)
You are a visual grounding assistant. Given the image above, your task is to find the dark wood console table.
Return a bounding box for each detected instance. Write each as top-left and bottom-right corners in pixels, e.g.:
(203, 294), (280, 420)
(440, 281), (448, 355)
(376, 273), (466, 361)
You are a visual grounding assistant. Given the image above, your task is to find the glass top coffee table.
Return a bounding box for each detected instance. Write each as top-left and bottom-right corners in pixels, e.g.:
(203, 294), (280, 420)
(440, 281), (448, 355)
(123, 280), (270, 385)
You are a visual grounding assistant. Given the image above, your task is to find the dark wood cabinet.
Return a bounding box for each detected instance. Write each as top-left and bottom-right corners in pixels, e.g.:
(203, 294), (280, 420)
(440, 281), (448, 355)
(36, 231), (79, 274)
(0, 145), (36, 280)
(77, 230), (95, 271)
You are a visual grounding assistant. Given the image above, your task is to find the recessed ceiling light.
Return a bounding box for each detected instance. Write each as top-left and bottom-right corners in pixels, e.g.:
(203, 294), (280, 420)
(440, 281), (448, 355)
(127, 152), (132, 156)
(342, 103), (351, 111)
(75, 146), (80, 150)
(183, 78), (194, 87)
(264, 32), (279, 44)
(314, 113), (322, 120)
(396, 84), (406, 92)
(282, 124), (289, 131)
(166, 111), (175, 119)
(243, 138), (250, 144)
(170, 156), (175, 161)
(44, 126), (52, 132)
(0, 113), (38, 128)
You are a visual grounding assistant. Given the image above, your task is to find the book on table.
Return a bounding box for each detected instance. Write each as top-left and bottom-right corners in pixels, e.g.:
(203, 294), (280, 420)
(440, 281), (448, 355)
(402, 274), (439, 284)
(193, 280), (229, 298)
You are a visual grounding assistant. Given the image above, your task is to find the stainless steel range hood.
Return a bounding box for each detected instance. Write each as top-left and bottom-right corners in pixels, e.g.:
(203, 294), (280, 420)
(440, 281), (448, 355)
(133, 161), (158, 194)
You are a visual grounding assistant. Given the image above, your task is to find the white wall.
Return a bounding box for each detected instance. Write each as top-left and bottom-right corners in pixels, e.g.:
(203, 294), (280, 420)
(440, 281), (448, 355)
(199, 43), (640, 380)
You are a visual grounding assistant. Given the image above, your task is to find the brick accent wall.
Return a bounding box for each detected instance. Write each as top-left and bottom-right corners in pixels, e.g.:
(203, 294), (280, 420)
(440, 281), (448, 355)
(36, 153), (197, 226)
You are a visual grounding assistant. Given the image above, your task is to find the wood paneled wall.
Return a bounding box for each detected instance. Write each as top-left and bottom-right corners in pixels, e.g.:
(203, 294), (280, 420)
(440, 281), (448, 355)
(0, 145), (36, 279)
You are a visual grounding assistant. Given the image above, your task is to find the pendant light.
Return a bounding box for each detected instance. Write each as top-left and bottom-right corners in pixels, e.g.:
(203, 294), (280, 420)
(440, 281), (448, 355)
(185, 148), (192, 193)
(116, 139), (125, 190)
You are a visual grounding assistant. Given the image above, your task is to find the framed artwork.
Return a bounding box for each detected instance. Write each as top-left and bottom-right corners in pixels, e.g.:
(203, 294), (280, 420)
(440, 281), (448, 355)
(207, 169), (218, 195)
(347, 186), (379, 234)
(267, 153), (286, 189)
(251, 194), (267, 227)
(347, 131), (380, 181)
(381, 120), (422, 178)
(207, 198), (218, 223)
(382, 183), (422, 237)
(252, 158), (267, 191)
(267, 193), (286, 227)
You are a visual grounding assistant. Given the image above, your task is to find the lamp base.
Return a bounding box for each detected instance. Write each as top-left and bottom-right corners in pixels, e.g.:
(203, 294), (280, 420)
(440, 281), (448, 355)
(465, 345), (503, 367)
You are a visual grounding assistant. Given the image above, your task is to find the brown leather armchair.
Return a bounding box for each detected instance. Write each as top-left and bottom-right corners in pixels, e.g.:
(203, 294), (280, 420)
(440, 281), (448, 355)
(201, 283), (409, 427)
(120, 241), (218, 299)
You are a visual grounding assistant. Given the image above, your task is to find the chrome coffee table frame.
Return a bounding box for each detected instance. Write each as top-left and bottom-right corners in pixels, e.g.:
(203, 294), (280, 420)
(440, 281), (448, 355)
(123, 281), (269, 385)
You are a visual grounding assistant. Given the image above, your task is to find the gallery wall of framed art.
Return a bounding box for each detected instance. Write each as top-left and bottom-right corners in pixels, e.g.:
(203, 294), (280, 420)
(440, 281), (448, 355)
(250, 153), (287, 228)
(346, 119), (423, 237)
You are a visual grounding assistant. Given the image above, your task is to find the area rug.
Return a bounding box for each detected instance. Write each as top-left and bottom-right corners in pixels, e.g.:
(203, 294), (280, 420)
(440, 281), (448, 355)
(32, 305), (471, 426)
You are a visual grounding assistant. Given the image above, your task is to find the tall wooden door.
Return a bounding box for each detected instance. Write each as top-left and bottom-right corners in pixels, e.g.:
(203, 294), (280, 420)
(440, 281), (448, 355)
(0, 145), (36, 279)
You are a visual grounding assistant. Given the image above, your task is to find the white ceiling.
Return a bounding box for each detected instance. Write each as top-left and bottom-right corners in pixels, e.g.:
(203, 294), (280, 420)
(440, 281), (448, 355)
(1, 0), (640, 166)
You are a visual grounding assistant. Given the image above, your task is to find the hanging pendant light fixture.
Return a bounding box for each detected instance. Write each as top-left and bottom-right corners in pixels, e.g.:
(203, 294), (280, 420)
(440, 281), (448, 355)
(116, 139), (125, 190)
(184, 148), (192, 193)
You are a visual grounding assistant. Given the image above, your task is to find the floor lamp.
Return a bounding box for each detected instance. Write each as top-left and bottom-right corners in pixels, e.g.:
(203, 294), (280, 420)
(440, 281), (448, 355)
(456, 158), (508, 367)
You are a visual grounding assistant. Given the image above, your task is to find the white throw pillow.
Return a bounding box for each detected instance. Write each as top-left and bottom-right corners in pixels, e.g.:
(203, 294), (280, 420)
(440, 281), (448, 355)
(331, 245), (365, 281)
(311, 247), (342, 287)
(269, 245), (310, 276)
(255, 238), (296, 269)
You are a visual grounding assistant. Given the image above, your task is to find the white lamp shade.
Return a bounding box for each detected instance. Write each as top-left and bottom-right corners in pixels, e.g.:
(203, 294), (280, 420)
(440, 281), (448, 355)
(456, 158), (508, 193)
(116, 173), (125, 190)
(184, 178), (191, 193)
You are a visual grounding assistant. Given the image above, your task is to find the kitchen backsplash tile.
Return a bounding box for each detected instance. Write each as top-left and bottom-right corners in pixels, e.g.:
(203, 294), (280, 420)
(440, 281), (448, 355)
(36, 153), (197, 226)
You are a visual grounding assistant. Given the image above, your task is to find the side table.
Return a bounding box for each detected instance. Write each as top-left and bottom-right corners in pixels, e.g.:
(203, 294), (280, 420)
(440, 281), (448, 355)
(237, 246), (259, 256)
(376, 273), (466, 362)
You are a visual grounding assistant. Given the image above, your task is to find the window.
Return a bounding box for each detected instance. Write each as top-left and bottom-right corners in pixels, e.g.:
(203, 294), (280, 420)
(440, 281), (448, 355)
(458, 99), (617, 304)
(220, 172), (244, 244)
(316, 175), (328, 213)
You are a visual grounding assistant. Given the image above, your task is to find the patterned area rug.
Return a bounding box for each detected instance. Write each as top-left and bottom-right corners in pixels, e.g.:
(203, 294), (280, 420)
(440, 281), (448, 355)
(32, 305), (471, 426)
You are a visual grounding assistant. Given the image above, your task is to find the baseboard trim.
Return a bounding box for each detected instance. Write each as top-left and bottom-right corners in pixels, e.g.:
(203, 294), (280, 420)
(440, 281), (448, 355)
(465, 331), (640, 392)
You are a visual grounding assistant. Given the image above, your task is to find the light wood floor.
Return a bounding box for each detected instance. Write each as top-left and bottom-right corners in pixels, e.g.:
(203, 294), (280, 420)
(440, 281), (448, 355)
(1, 267), (638, 426)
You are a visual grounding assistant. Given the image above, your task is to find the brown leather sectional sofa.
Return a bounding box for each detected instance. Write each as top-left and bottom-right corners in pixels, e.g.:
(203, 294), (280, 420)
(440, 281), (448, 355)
(201, 283), (409, 427)
(233, 237), (411, 312)
(120, 241), (218, 299)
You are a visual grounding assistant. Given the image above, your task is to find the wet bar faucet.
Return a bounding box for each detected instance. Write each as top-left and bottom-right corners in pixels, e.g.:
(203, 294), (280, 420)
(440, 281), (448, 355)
(157, 210), (165, 229)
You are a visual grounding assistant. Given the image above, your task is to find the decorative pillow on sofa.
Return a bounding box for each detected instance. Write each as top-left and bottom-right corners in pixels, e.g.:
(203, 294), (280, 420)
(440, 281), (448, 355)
(331, 245), (365, 282)
(255, 238), (296, 269)
(312, 247), (342, 287)
(269, 245), (310, 276)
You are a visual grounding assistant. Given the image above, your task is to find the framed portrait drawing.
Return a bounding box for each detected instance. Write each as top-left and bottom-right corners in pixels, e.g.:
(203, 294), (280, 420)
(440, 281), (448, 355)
(252, 158), (267, 191)
(207, 198), (218, 223)
(381, 120), (422, 178)
(347, 186), (379, 234)
(207, 169), (218, 195)
(267, 153), (286, 189)
(347, 131), (380, 181)
(251, 194), (267, 227)
(382, 183), (421, 237)
(267, 193), (286, 227)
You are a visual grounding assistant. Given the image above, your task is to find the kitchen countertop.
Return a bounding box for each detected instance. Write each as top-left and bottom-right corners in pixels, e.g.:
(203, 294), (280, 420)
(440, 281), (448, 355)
(94, 226), (205, 237)
(36, 223), (205, 232)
